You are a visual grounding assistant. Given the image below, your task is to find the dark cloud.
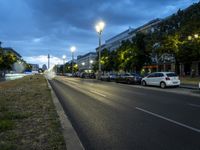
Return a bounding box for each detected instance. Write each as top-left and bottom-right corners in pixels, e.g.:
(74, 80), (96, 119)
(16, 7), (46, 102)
(0, 0), (199, 62)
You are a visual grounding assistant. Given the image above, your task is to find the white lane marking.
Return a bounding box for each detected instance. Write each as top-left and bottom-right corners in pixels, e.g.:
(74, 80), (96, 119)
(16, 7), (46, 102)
(188, 103), (200, 108)
(136, 107), (200, 133)
(90, 90), (107, 97)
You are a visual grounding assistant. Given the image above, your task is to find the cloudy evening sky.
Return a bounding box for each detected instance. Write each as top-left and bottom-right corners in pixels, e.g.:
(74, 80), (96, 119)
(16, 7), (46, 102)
(0, 0), (199, 67)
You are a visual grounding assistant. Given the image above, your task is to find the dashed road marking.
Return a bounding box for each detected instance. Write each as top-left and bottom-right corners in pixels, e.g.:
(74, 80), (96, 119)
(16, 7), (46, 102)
(90, 90), (107, 97)
(188, 103), (200, 108)
(136, 107), (200, 133)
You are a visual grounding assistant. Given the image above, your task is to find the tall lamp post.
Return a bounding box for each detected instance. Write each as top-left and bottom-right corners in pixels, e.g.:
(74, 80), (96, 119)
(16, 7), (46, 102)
(188, 34), (199, 77)
(62, 55), (66, 75)
(95, 21), (105, 79)
(70, 46), (76, 76)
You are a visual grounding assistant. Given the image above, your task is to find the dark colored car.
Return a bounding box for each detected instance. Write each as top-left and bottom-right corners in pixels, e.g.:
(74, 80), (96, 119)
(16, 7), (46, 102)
(100, 73), (117, 81)
(115, 73), (133, 84)
(80, 73), (95, 79)
(115, 73), (142, 84)
(131, 73), (143, 84)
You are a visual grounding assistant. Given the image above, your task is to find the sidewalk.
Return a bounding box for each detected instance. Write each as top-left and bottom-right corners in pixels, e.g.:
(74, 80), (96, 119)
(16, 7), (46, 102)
(180, 83), (200, 90)
(180, 77), (200, 90)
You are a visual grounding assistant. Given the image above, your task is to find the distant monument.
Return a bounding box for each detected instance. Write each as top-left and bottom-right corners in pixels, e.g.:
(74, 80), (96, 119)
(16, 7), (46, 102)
(48, 54), (50, 69)
(42, 64), (47, 71)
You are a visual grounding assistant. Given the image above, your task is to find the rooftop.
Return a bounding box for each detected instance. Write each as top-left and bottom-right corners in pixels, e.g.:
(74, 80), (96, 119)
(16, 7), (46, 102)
(2, 47), (22, 58)
(77, 52), (97, 60)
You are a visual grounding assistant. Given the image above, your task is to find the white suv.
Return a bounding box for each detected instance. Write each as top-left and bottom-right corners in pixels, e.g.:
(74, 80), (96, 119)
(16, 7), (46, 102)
(141, 72), (180, 88)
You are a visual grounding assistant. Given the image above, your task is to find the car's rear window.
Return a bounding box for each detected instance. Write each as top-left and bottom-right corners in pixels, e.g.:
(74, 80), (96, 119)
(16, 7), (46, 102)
(166, 73), (177, 77)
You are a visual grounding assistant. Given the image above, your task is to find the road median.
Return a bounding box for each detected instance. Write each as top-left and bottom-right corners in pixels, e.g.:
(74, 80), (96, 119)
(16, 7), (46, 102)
(0, 75), (66, 150)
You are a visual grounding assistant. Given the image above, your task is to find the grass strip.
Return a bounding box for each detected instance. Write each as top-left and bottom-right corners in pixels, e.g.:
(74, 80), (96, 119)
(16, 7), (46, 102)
(0, 75), (66, 150)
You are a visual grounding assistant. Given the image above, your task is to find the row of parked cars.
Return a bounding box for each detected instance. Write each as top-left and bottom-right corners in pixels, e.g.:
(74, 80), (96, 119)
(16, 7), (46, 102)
(100, 72), (180, 88)
(101, 73), (142, 84)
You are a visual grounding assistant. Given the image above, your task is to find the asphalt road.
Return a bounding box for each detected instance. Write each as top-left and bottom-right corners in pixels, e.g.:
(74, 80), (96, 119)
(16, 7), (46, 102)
(49, 77), (200, 150)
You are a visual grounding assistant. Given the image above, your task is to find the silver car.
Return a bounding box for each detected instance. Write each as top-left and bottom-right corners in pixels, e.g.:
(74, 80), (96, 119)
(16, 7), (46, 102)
(141, 72), (180, 88)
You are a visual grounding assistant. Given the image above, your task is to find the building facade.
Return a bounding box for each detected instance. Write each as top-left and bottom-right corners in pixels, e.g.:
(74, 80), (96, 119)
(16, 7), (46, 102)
(94, 13), (200, 76)
(97, 27), (135, 52)
(2, 47), (22, 59)
(30, 64), (39, 71)
(0, 47), (24, 74)
(96, 19), (161, 53)
(42, 64), (47, 71)
(77, 52), (97, 72)
(133, 18), (162, 34)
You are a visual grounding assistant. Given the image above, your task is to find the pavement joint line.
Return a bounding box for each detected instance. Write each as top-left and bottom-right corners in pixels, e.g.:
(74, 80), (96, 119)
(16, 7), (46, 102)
(90, 90), (107, 97)
(46, 79), (85, 150)
(135, 107), (200, 133)
(188, 103), (200, 108)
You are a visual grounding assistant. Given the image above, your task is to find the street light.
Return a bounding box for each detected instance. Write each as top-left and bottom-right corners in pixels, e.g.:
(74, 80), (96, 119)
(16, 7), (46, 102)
(90, 60), (93, 64)
(95, 21), (105, 79)
(89, 60), (93, 69)
(188, 35), (192, 41)
(70, 46), (76, 76)
(62, 55), (66, 75)
(194, 34), (199, 39)
(188, 34), (199, 40)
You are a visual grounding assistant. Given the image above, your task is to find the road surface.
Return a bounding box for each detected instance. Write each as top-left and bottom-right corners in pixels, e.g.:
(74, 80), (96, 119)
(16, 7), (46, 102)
(49, 77), (200, 150)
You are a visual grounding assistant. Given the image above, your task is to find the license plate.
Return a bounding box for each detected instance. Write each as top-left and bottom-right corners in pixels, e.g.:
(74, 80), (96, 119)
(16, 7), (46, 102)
(173, 82), (178, 84)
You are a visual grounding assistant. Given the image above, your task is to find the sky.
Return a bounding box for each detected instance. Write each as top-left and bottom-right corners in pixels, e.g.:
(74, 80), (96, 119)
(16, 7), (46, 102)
(0, 0), (199, 67)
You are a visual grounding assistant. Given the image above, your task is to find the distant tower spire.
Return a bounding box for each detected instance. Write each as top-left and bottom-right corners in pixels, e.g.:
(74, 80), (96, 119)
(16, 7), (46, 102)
(48, 54), (50, 69)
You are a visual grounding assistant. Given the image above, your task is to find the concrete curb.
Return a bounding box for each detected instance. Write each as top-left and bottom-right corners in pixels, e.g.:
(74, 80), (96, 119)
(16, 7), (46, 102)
(180, 84), (199, 90)
(46, 79), (85, 150)
(180, 86), (199, 90)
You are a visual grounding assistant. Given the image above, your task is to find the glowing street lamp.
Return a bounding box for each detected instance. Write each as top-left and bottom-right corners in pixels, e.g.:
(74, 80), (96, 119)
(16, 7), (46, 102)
(95, 21), (105, 79)
(82, 62), (85, 66)
(194, 34), (199, 39)
(188, 35), (192, 41)
(89, 60), (93, 69)
(90, 60), (93, 64)
(70, 46), (76, 76)
(188, 34), (199, 40)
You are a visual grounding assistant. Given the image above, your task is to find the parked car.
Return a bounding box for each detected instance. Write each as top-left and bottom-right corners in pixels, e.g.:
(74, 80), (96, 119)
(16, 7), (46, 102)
(115, 73), (142, 84)
(131, 73), (143, 84)
(141, 72), (180, 88)
(64, 73), (72, 77)
(80, 73), (95, 79)
(100, 73), (117, 81)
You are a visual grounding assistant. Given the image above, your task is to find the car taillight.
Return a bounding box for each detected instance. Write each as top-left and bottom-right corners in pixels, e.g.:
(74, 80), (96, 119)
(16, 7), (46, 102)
(165, 77), (170, 80)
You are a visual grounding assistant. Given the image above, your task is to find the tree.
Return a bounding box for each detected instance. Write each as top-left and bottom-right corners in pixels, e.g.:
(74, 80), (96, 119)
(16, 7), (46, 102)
(109, 50), (119, 71)
(116, 40), (133, 71)
(101, 49), (111, 72)
(0, 47), (3, 67)
(178, 38), (200, 63)
(0, 50), (18, 71)
(25, 63), (32, 72)
(133, 33), (151, 72)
